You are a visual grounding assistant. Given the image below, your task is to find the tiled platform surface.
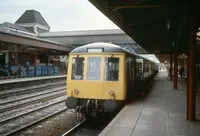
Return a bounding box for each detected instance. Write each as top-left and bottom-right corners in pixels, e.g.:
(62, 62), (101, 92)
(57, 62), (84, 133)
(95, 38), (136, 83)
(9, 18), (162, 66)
(100, 71), (200, 136)
(0, 75), (66, 85)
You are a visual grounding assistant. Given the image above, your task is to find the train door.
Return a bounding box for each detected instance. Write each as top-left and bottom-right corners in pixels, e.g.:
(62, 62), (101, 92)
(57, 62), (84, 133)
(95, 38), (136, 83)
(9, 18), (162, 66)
(136, 58), (144, 78)
(131, 59), (135, 88)
(0, 53), (5, 67)
(125, 57), (130, 98)
(143, 59), (149, 78)
(126, 57), (135, 98)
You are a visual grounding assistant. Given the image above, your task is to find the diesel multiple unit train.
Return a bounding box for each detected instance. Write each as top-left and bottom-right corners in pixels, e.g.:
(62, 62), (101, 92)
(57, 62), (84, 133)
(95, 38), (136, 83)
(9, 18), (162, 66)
(65, 42), (158, 116)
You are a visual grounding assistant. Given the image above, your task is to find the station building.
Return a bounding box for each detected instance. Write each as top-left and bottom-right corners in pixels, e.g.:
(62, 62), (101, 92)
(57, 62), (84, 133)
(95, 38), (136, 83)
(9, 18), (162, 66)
(0, 10), (72, 77)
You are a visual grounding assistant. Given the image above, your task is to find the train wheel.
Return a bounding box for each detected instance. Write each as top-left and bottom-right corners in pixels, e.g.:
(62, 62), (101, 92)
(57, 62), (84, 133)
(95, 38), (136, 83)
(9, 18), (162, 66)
(85, 100), (92, 118)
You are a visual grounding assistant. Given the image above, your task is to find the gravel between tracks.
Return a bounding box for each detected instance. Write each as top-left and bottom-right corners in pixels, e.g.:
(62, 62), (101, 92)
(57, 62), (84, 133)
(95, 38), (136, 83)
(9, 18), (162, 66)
(15, 110), (81, 136)
(0, 96), (65, 122)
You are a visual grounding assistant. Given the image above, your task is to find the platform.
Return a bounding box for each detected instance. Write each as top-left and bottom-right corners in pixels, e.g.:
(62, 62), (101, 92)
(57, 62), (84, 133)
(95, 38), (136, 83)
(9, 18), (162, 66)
(0, 75), (67, 85)
(100, 71), (200, 136)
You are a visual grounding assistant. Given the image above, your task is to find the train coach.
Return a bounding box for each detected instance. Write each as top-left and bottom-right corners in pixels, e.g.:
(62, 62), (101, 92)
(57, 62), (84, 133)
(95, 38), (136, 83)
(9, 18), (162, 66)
(65, 42), (158, 116)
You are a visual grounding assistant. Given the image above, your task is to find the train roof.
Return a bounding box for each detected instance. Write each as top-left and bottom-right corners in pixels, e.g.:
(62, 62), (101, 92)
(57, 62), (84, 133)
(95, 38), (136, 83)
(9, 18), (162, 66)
(70, 42), (159, 64)
(71, 42), (135, 56)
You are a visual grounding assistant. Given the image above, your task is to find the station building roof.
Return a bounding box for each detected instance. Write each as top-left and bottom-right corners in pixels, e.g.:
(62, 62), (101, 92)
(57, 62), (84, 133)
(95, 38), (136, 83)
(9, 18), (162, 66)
(15, 10), (50, 28)
(39, 29), (147, 54)
(0, 22), (33, 34)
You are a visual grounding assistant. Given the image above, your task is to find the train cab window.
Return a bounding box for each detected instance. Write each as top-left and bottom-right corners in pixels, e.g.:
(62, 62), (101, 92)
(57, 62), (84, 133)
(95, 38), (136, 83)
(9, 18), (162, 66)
(87, 57), (101, 80)
(71, 57), (84, 80)
(104, 58), (119, 81)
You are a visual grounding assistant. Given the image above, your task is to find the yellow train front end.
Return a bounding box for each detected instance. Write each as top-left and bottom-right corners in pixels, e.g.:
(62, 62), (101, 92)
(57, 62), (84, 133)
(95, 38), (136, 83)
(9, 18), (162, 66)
(65, 53), (126, 114)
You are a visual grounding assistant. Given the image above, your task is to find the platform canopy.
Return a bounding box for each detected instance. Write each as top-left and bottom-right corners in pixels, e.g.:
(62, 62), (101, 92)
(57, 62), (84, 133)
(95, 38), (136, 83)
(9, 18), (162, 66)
(89, 0), (200, 54)
(0, 30), (72, 55)
(137, 54), (160, 64)
(39, 29), (147, 54)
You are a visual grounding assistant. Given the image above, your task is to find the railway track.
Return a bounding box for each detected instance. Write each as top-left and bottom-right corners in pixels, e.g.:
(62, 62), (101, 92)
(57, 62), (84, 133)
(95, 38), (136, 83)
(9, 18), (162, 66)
(0, 87), (66, 113)
(0, 97), (66, 124)
(62, 119), (87, 136)
(0, 78), (68, 136)
(0, 81), (66, 98)
(0, 106), (68, 136)
(0, 86), (65, 104)
(61, 112), (119, 136)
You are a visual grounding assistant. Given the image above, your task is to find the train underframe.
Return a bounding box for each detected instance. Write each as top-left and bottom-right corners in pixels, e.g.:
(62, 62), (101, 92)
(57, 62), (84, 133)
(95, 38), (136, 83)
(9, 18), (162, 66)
(65, 97), (123, 117)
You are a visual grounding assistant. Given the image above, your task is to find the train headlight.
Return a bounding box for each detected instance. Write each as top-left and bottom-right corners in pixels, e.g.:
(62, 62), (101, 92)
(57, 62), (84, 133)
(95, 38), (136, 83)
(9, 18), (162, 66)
(109, 90), (115, 96)
(74, 89), (79, 94)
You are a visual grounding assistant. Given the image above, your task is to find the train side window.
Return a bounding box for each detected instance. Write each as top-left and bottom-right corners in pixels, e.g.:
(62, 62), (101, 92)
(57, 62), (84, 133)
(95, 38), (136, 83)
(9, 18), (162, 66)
(71, 57), (84, 80)
(104, 57), (119, 81)
(87, 57), (101, 80)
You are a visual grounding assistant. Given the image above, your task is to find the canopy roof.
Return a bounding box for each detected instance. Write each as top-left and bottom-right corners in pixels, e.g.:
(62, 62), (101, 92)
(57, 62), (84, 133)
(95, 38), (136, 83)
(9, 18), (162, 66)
(89, 0), (200, 54)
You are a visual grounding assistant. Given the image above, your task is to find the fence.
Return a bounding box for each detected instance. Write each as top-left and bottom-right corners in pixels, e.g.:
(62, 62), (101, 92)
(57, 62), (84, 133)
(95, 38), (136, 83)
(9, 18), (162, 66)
(0, 64), (59, 79)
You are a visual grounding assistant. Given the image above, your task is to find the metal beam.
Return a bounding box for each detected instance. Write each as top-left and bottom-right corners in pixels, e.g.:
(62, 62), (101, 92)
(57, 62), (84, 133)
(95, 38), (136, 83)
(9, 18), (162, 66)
(109, 5), (168, 11)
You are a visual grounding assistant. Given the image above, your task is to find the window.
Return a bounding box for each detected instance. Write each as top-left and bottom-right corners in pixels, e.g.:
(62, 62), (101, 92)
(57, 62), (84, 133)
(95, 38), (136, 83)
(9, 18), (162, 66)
(136, 59), (143, 77)
(71, 57), (84, 80)
(87, 48), (103, 53)
(104, 58), (119, 81)
(87, 57), (101, 80)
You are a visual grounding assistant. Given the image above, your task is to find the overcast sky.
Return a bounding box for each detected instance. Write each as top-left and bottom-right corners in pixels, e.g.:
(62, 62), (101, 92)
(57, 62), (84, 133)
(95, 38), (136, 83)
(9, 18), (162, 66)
(0, 0), (119, 31)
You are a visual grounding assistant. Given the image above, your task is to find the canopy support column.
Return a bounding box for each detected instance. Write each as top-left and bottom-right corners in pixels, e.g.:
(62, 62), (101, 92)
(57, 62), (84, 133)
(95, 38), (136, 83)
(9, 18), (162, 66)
(173, 53), (178, 89)
(187, 16), (197, 121)
(170, 53), (173, 81)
